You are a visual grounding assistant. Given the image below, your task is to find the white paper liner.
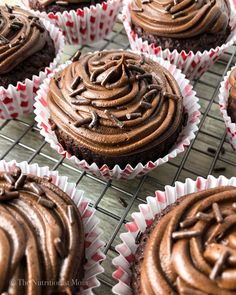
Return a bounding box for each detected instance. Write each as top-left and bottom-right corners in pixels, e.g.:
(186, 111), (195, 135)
(112, 175), (236, 295)
(219, 64), (236, 151)
(21, 0), (123, 45)
(0, 159), (105, 294)
(34, 52), (200, 180)
(0, 18), (64, 120)
(121, 1), (236, 80)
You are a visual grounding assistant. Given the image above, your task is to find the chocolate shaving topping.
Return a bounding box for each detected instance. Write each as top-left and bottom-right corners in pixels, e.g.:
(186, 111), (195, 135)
(15, 174), (27, 189)
(89, 111), (98, 128)
(165, 3), (172, 11)
(74, 117), (92, 127)
(30, 19), (45, 33)
(172, 230), (201, 240)
(54, 237), (66, 258)
(3, 173), (15, 185)
(104, 110), (124, 129)
(147, 84), (161, 91)
(71, 50), (81, 62)
(209, 250), (229, 280)
(67, 205), (75, 224)
(30, 183), (44, 196)
(126, 112), (142, 120)
(212, 203), (223, 223)
(71, 76), (81, 90)
(38, 197), (55, 209)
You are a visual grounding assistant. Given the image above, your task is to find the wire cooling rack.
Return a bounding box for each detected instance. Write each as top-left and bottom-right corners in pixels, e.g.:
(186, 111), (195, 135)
(0, 17), (236, 294)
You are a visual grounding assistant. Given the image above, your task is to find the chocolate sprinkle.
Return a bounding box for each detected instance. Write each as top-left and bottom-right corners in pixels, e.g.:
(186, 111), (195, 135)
(143, 89), (158, 102)
(165, 3), (172, 11)
(147, 84), (161, 91)
(71, 76), (81, 90)
(127, 64), (145, 74)
(74, 117), (92, 127)
(70, 86), (86, 97)
(30, 183), (44, 196)
(136, 74), (153, 80)
(0, 190), (19, 201)
(172, 11), (185, 19)
(71, 51), (81, 62)
(67, 205), (75, 224)
(209, 250), (229, 280)
(54, 237), (66, 258)
(179, 216), (198, 228)
(213, 167), (226, 172)
(140, 100), (152, 109)
(51, 123), (57, 131)
(172, 230), (201, 240)
(196, 212), (212, 221)
(126, 112), (142, 120)
(104, 110), (124, 129)
(38, 197), (55, 209)
(71, 97), (90, 105)
(12, 166), (21, 178)
(0, 35), (9, 45)
(15, 174), (27, 189)
(5, 4), (13, 13)
(3, 173), (15, 185)
(163, 92), (180, 100)
(212, 203), (223, 223)
(89, 111), (98, 128)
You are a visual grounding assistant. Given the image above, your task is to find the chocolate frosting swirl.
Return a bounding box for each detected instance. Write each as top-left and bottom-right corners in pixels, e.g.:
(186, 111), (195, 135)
(0, 5), (49, 74)
(228, 68), (236, 123)
(131, 0), (230, 38)
(140, 186), (236, 294)
(0, 167), (84, 294)
(47, 50), (183, 157)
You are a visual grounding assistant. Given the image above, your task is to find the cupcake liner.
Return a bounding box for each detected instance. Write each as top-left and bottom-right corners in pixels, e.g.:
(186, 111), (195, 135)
(21, 0), (123, 45)
(0, 18), (64, 120)
(219, 64), (236, 151)
(0, 159), (105, 294)
(34, 52), (200, 181)
(112, 175), (236, 294)
(121, 1), (236, 80)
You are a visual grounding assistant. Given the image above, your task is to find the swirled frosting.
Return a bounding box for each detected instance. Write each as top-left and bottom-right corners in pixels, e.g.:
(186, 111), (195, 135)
(0, 5), (49, 74)
(47, 50), (183, 160)
(131, 0), (230, 38)
(0, 167), (84, 294)
(228, 68), (236, 123)
(138, 186), (236, 294)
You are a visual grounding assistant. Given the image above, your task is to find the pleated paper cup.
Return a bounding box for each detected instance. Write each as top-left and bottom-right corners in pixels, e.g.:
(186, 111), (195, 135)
(0, 18), (64, 120)
(112, 175), (236, 294)
(0, 159), (105, 294)
(122, 1), (236, 80)
(219, 64), (236, 151)
(34, 52), (200, 181)
(21, 0), (123, 45)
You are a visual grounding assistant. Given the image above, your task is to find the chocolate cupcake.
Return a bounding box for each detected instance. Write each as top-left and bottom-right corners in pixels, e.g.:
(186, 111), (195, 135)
(132, 186), (236, 294)
(28, 0), (104, 13)
(0, 5), (55, 88)
(227, 68), (236, 123)
(47, 50), (185, 169)
(0, 166), (84, 294)
(130, 0), (231, 53)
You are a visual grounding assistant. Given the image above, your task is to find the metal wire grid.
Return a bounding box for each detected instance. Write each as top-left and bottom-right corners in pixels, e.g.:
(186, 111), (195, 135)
(0, 18), (236, 293)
